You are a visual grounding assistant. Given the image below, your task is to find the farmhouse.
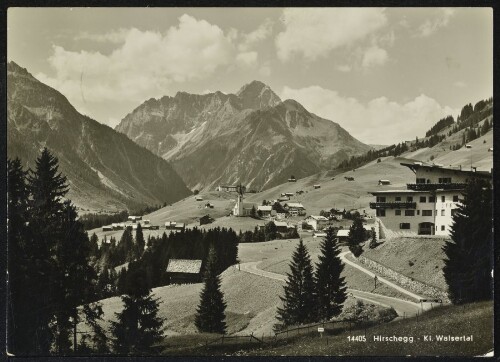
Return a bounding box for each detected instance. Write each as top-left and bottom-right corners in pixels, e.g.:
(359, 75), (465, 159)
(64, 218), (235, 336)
(195, 196), (204, 201)
(336, 229), (350, 243)
(288, 177), (297, 182)
(370, 162), (491, 236)
(305, 215), (329, 231)
(313, 184), (321, 189)
(128, 215), (142, 222)
(273, 221), (290, 233)
(102, 225), (113, 231)
(257, 205), (275, 217)
(284, 202), (306, 216)
(166, 259), (203, 284)
(165, 221), (177, 230)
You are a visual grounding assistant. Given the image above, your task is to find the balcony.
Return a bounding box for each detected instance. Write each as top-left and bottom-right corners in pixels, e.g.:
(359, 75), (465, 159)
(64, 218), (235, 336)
(369, 201), (416, 209)
(406, 183), (466, 191)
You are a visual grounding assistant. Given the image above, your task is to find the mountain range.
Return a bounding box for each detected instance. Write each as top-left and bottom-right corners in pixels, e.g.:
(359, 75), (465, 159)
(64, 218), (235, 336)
(7, 62), (191, 213)
(116, 81), (371, 191)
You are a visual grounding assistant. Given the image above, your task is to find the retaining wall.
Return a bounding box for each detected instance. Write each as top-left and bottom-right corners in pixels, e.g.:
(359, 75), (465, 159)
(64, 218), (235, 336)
(357, 255), (450, 303)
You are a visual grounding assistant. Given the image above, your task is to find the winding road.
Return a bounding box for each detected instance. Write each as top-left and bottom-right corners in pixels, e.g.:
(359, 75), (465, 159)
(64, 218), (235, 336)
(239, 252), (432, 318)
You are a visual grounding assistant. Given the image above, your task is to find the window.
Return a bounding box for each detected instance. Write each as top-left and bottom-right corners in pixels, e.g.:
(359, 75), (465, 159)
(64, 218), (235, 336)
(376, 209), (386, 217)
(441, 209), (445, 216)
(417, 210), (420, 215)
(453, 195), (459, 202)
(419, 196), (426, 203)
(405, 210), (415, 216)
(395, 209), (401, 216)
(438, 177), (452, 184)
(377, 196), (386, 202)
(429, 196), (436, 203)
(395, 196), (401, 202)
(416, 178), (426, 184)
(422, 210), (433, 216)
(399, 223), (411, 229)
(441, 196), (445, 202)
(407, 196), (413, 202)
(441, 225), (445, 231)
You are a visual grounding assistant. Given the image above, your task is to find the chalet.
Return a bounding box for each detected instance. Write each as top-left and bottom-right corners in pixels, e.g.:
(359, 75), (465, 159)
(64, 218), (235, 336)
(330, 209), (344, 220)
(288, 177), (297, 182)
(166, 259), (203, 284)
(378, 179), (391, 186)
(112, 223), (125, 230)
(102, 225), (113, 231)
(284, 202), (306, 216)
(336, 229), (350, 243)
(128, 215), (142, 222)
(150, 225), (160, 230)
(273, 221), (290, 233)
(369, 162), (491, 236)
(313, 184), (321, 189)
(345, 176), (355, 181)
(195, 196), (204, 201)
(165, 221), (177, 230)
(305, 215), (329, 231)
(285, 192), (294, 197)
(277, 196), (290, 202)
(200, 215), (214, 225)
(175, 223), (185, 231)
(257, 205), (275, 217)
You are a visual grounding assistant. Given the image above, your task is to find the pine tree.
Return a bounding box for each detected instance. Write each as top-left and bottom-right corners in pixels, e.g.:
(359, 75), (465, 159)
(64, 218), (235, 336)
(110, 267), (164, 355)
(347, 214), (366, 257)
(276, 239), (316, 328)
(195, 247), (227, 334)
(7, 158), (33, 354)
(315, 229), (347, 321)
(26, 148), (69, 353)
(135, 223), (145, 258)
(443, 178), (493, 304)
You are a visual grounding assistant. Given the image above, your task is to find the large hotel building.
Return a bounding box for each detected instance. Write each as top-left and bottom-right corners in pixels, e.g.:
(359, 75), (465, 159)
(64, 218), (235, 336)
(370, 162), (491, 237)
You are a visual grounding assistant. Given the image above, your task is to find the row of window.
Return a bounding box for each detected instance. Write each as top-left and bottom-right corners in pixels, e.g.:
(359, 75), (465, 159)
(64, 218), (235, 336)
(399, 223), (446, 231)
(377, 209), (458, 217)
(376, 195), (459, 203)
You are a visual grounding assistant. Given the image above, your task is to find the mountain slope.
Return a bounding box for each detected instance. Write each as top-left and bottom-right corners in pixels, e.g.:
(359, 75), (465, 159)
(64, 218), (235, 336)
(7, 62), (191, 213)
(116, 81), (371, 190)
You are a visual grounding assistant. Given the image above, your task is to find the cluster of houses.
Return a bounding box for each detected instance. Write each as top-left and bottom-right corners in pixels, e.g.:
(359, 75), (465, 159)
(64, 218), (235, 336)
(370, 162), (492, 236)
(102, 216), (160, 231)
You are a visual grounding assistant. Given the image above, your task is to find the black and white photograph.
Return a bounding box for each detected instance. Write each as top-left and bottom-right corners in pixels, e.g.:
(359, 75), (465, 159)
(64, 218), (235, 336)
(5, 6), (494, 357)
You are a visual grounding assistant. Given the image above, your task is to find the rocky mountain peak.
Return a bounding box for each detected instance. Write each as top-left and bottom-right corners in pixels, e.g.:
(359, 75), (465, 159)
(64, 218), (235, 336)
(236, 80), (281, 110)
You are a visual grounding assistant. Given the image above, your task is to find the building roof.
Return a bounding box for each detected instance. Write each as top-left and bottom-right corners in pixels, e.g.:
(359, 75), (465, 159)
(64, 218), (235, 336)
(175, 223), (185, 228)
(369, 189), (428, 195)
(166, 259), (203, 274)
(285, 202), (305, 209)
(274, 221), (288, 227)
(308, 215), (329, 221)
(400, 162), (491, 178)
(336, 230), (350, 237)
(258, 205), (273, 211)
(165, 221), (177, 226)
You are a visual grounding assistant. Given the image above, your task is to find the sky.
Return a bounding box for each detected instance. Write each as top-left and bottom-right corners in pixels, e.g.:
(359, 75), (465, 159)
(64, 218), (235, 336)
(8, 7), (493, 145)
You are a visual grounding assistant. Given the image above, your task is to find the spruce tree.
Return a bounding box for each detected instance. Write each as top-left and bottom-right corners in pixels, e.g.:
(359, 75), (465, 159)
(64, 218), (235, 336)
(276, 239), (316, 328)
(443, 178), (493, 304)
(110, 267), (164, 355)
(195, 247), (227, 334)
(315, 229), (347, 321)
(26, 148), (69, 353)
(7, 158), (33, 354)
(135, 223), (145, 257)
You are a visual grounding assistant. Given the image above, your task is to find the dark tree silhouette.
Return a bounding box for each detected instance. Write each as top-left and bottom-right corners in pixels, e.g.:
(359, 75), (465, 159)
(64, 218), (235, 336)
(195, 247), (227, 334)
(443, 178), (493, 304)
(315, 229), (347, 321)
(276, 239), (316, 328)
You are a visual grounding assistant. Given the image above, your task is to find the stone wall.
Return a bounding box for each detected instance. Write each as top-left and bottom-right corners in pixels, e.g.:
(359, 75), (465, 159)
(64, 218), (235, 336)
(357, 255), (450, 303)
